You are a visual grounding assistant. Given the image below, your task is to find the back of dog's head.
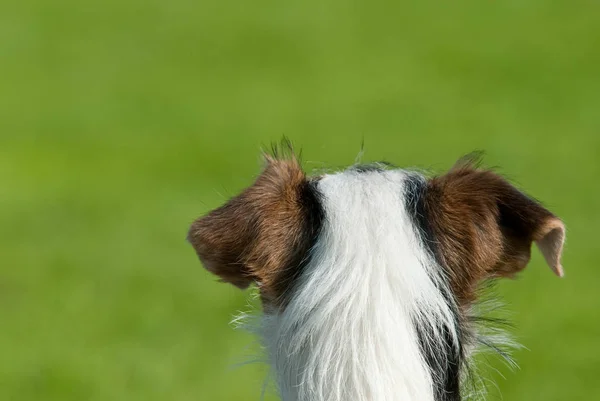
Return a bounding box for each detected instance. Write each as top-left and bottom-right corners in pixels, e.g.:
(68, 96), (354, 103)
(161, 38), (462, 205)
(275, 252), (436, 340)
(187, 147), (565, 401)
(188, 151), (564, 310)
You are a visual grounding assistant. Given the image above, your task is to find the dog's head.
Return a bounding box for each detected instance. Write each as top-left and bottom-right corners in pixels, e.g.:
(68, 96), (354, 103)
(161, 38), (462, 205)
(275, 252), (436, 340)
(188, 150), (564, 311)
(187, 147), (565, 401)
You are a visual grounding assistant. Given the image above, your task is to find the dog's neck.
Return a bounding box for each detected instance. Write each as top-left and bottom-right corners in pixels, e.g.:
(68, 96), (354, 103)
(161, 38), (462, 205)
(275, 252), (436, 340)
(260, 171), (460, 401)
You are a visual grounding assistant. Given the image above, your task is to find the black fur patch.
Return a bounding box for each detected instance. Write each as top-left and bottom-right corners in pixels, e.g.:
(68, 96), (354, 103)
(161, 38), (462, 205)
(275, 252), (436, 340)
(404, 173), (464, 401)
(279, 178), (325, 303)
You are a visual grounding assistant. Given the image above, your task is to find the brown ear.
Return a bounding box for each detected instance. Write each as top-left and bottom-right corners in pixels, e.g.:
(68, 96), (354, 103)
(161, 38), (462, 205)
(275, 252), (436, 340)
(187, 149), (322, 304)
(424, 158), (566, 305)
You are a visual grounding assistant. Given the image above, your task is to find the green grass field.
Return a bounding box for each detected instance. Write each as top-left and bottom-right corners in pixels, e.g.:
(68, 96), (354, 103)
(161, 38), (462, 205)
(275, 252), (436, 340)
(1, 1), (599, 400)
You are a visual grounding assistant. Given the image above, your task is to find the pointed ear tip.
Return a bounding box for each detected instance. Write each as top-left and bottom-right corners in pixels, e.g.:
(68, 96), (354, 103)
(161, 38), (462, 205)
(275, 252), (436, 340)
(547, 217), (566, 233)
(555, 265), (565, 278)
(537, 218), (566, 247)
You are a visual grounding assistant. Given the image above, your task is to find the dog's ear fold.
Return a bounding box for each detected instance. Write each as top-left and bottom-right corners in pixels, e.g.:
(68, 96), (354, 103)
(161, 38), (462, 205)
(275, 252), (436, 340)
(187, 150), (321, 300)
(425, 157), (565, 303)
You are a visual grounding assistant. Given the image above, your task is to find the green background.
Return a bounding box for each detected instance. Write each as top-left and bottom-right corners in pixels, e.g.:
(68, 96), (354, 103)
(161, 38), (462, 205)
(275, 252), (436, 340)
(2, 1), (598, 400)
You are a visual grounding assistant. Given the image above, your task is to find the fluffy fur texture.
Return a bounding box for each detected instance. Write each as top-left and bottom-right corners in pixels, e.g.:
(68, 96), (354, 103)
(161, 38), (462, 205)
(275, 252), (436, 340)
(262, 169), (458, 401)
(188, 146), (566, 401)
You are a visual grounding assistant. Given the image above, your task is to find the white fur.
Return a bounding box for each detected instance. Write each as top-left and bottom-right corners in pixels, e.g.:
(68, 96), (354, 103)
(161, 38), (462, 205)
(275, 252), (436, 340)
(260, 169), (459, 401)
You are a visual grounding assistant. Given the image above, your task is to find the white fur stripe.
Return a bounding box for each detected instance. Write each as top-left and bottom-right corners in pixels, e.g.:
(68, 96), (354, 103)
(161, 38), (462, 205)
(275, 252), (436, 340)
(261, 169), (458, 401)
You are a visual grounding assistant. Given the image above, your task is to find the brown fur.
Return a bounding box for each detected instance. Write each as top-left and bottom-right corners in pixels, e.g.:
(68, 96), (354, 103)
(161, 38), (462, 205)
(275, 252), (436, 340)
(423, 157), (565, 307)
(187, 151), (321, 308)
(188, 150), (565, 312)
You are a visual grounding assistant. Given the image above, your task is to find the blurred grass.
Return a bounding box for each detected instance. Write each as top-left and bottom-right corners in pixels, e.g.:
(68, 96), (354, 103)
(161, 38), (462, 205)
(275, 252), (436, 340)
(1, 0), (599, 400)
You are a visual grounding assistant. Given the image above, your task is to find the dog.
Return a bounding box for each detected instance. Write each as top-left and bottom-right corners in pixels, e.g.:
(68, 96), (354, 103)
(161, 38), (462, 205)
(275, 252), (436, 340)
(187, 145), (565, 401)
